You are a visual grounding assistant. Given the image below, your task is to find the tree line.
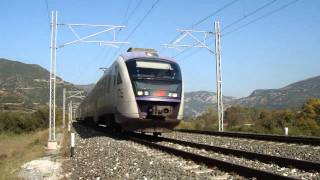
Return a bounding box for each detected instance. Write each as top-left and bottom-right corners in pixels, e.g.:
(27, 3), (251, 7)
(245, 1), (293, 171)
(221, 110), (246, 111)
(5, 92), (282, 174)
(0, 106), (62, 134)
(178, 99), (320, 136)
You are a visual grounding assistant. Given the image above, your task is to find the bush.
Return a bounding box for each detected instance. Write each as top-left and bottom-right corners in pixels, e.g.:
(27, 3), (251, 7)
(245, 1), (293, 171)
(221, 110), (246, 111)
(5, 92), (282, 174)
(177, 108), (218, 131)
(181, 98), (320, 137)
(0, 106), (62, 134)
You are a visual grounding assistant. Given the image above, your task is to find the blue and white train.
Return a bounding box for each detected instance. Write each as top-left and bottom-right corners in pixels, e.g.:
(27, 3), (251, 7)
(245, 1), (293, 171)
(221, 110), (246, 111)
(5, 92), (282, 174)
(76, 48), (184, 135)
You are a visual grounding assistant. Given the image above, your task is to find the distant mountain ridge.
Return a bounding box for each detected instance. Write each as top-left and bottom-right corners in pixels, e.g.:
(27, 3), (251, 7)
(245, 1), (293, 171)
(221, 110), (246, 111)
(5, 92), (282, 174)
(235, 75), (320, 109)
(184, 91), (235, 117)
(0, 58), (82, 110)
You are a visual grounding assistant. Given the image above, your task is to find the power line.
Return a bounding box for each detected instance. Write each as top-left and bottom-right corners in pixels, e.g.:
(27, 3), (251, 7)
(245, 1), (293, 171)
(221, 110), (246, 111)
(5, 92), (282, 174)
(164, 0), (239, 56)
(110, 0), (160, 61)
(43, 0), (51, 26)
(175, 0), (299, 59)
(124, 0), (160, 41)
(222, 0), (278, 31)
(110, 0), (143, 58)
(123, 0), (133, 24)
(97, 0), (143, 71)
(222, 0), (300, 37)
(191, 0), (240, 28)
(123, 0), (143, 27)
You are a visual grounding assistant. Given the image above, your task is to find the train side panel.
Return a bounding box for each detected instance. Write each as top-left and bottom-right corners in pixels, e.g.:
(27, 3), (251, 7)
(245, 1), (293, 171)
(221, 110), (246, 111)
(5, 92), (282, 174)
(114, 57), (140, 123)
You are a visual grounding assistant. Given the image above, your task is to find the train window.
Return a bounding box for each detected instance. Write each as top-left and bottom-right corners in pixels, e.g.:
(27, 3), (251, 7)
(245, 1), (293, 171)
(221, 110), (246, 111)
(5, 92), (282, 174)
(117, 72), (122, 84)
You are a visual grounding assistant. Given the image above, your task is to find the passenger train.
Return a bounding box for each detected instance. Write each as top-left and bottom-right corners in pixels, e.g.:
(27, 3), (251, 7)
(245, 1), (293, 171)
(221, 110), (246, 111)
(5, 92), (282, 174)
(76, 48), (184, 135)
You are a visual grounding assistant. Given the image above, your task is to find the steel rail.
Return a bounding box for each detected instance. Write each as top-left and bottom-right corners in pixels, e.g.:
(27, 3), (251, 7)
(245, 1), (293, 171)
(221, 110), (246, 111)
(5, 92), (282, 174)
(176, 129), (320, 146)
(74, 123), (302, 179)
(150, 135), (320, 172)
(127, 135), (296, 180)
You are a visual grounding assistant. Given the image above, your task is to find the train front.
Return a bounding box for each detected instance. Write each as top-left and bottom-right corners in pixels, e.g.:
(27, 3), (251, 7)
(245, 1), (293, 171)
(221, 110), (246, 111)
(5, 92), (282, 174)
(124, 52), (184, 133)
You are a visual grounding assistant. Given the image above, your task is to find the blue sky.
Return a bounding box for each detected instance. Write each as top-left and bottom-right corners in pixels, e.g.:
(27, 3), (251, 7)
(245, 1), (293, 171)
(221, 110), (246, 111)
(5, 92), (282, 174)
(0, 0), (319, 97)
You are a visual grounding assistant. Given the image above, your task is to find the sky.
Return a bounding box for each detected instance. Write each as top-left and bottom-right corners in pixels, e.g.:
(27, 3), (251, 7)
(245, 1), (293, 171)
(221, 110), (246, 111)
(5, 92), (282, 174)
(0, 0), (319, 98)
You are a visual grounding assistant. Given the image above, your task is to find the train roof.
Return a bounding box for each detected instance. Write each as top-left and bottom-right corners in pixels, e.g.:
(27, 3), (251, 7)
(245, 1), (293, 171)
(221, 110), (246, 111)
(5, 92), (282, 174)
(120, 51), (176, 63)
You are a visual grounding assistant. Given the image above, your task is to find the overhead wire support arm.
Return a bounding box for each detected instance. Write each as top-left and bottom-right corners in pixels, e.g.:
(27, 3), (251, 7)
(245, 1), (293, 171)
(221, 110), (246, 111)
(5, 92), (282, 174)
(57, 23), (129, 48)
(162, 21), (224, 132)
(67, 90), (86, 99)
(162, 29), (215, 54)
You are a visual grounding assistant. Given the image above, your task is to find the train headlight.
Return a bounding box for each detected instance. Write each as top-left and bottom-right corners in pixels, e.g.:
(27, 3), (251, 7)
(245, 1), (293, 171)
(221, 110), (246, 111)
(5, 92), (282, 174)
(168, 92), (172, 97)
(137, 91), (143, 96)
(172, 93), (178, 98)
(144, 91), (149, 96)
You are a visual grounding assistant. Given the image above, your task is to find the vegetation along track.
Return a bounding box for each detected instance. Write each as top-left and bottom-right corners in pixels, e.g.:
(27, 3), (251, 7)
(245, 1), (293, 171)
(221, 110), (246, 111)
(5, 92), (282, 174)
(176, 129), (320, 146)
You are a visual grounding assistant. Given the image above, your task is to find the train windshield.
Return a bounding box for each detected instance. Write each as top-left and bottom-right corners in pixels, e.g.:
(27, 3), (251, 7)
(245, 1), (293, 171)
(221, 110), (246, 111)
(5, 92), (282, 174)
(126, 59), (181, 81)
(126, 59), (182, 97)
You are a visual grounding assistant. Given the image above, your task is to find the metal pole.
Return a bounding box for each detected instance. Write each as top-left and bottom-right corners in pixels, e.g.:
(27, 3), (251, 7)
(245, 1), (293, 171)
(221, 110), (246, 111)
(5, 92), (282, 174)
(70, 100), (73, 122)
(63, 88), (66, 128)
(68, 101), (71, 132)
(214, 21), (224, 132)
(48, 11), (58, 149)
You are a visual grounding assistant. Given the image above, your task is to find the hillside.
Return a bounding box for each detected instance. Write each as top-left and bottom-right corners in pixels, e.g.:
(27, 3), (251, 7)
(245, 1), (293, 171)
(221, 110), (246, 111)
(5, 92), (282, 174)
(0, 58), (82, 110)
(235, 75), (320, 109)
(75, 84), (95, 93)
(184, 91), (235, 117)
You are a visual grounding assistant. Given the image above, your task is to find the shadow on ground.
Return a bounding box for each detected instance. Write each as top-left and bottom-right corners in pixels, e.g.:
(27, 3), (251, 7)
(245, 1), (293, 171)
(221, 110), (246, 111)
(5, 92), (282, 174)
(72, 121), (164, 142)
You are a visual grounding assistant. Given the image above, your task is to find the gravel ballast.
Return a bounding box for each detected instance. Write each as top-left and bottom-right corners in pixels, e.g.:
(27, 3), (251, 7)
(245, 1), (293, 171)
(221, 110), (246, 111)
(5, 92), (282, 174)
(163, 131), (320, 163)
(156, 141), (320, 179)
(63, 123), (240, 179)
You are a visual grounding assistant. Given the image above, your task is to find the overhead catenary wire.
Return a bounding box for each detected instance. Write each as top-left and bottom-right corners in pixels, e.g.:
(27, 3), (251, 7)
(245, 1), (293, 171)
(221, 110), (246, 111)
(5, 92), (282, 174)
(44, 0), (51, 26)
(109, 0), (143, 61)
(122, 0), (133, 25)
(110, 0), (160, 61)
(96, 0), (143, 72)
(174, 0), (299, 59)
(222, 0), (300, 37)
(190, 0), (240, 28)
(222, 0), (278, 31)
(122, 0), (143, 28)
(124, 0), (160, 41)
(164, 0), (239, 56)
(173, 0), (278, 58)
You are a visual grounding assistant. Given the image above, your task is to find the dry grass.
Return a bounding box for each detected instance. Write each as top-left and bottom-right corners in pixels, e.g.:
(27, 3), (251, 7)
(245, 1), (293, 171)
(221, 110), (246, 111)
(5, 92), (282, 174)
(60, 127), (70, 158)
(0, 130), (48, 179)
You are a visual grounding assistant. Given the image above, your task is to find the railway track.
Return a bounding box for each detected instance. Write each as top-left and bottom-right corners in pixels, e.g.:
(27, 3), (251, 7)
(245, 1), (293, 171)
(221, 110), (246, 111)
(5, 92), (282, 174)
(176, 129), (320, 146)
(127, 134), (297, 180)
(127, 133), (319, 179)
(148, 135), (320, 172)
(76, 123), (319, 179)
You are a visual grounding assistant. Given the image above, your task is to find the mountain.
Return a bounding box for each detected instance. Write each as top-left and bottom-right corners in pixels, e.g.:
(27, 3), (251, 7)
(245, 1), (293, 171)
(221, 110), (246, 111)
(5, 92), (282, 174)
(235, 75), (320, 109)
(184, 91), (235, 117)
(75, 84), (95, 93)
(0, 58), (82, 110)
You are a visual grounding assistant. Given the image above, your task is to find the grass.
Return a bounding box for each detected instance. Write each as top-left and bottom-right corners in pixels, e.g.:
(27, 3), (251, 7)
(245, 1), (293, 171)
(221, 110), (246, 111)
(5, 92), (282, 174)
(61, 127), (70, 158)
(0, 129), (48, 179)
